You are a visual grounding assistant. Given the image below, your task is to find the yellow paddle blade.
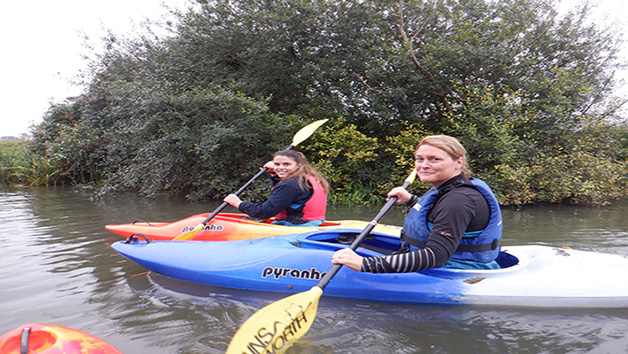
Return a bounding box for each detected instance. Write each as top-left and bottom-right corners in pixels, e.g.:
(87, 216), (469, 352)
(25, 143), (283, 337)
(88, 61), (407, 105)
(406, 169), (417, 185)
(172, 223), (204, 241)
(291, 119), (328, 147)
(226, 286), (323, 354)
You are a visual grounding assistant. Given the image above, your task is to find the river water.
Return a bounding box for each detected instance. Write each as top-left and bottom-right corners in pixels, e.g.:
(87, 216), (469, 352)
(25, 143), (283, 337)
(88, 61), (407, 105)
(1, 186), (628, 353)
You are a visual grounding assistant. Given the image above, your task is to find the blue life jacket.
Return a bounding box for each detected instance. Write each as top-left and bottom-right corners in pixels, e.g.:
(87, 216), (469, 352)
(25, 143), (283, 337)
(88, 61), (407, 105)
(402, 178), (502, 263)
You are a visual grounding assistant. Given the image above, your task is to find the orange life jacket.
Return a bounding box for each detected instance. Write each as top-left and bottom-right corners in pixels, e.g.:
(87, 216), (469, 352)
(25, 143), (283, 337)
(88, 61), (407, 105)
(275, 176), (327, 221)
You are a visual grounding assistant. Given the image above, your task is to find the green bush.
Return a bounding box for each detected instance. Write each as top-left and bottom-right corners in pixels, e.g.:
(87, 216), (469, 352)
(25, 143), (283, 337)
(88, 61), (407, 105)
(4, 0), (626, 206)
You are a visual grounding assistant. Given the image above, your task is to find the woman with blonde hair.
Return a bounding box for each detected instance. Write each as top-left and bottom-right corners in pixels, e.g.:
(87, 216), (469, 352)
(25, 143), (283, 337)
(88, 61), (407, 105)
(332, 135), (502, 271)
(224, 150), (329, 226)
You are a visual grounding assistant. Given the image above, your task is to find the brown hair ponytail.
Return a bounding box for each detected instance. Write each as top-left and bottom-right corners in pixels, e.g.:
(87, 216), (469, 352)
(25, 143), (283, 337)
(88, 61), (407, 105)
(274, 150), (330, 193)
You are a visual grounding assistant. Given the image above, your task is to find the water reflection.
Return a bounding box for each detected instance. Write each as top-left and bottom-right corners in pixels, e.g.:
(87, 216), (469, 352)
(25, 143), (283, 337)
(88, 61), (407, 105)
(1, 186), (628, 353)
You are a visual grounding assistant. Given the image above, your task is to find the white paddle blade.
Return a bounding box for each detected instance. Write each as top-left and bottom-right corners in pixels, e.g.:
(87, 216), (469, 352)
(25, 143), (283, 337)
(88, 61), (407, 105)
(291, 119), (328, 147)
(226, 287), (323, 354)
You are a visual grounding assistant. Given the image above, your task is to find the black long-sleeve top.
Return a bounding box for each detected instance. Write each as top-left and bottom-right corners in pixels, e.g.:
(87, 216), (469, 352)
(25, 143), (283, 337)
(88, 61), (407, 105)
(362, 175), (490, 273)
(238, 176), (313, 220)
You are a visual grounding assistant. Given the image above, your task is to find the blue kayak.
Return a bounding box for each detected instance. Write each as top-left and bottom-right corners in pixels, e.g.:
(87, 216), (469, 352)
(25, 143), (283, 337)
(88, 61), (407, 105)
(112, 229), (628, 308)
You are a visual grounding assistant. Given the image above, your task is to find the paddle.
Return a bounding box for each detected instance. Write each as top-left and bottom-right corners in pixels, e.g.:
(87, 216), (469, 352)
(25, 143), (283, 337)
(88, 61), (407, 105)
(226, 169), (417, 354)
(173, 119), (329, 241)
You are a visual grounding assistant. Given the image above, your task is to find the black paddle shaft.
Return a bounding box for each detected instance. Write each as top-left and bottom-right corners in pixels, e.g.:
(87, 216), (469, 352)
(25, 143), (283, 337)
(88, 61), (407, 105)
(200, 167), (269, 225)
(316, 178), (413, 290)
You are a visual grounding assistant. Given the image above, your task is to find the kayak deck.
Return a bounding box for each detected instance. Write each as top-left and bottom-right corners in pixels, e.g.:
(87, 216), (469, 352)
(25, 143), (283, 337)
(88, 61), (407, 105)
(112, 229), (628, 308)
(105, 212), (402, 241)
(0, 323), (123, 354)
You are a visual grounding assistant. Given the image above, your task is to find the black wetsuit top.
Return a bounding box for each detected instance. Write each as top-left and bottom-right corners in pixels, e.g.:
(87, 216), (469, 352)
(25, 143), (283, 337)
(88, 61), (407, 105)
(238, 176), (313, 221)
(362, 175), (490, 272)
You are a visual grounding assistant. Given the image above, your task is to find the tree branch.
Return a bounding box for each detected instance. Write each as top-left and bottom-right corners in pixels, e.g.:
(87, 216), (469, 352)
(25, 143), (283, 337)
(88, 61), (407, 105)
(353, 72), (385, 94)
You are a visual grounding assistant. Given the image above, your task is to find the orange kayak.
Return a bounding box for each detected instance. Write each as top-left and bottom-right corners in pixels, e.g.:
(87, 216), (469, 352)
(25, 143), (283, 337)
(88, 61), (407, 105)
(0, 323), (123, 354)
(105, 212), (401, 241)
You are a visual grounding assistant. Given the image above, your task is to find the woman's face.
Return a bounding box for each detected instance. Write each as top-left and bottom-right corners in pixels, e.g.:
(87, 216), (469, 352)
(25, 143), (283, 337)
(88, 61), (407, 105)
(414, 144), (463, 188)
(273, 155), (301, 179)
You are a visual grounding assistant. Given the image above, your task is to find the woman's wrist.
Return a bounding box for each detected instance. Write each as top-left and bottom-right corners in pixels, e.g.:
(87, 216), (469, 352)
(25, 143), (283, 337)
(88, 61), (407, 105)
(405, 194), (418, 207)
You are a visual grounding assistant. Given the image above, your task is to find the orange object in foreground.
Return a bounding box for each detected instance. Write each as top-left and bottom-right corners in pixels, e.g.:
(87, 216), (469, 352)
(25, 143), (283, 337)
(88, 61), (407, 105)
(0, 323), (123, 354)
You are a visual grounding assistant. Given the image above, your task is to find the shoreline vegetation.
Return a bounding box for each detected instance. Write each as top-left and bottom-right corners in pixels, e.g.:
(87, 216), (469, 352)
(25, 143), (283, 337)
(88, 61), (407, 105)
(1, 130), (626, 207)
(2, 0), (627, 206)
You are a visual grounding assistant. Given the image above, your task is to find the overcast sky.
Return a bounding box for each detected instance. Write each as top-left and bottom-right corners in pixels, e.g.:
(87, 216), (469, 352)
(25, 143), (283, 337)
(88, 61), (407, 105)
(0, 0), (188, 138)
(1, 0), (626, 138)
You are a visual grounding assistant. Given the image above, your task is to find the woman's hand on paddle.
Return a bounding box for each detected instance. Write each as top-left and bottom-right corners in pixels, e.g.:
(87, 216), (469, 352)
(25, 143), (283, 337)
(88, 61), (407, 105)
(387, 187), (412, 204)
(332, 248), (363, 272)
(224, 194), (242, 208)
(263, 161), (275, 173)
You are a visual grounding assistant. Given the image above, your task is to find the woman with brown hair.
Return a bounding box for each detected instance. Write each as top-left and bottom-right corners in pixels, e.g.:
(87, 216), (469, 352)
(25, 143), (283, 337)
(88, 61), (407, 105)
(224, 150), (329, 226)
(332, 135), (502, 271)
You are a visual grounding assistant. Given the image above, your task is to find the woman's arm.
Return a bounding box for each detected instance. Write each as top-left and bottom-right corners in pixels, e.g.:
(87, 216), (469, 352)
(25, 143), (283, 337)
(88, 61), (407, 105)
(238, 180), (302, 219)
(334, 191), (477, 273)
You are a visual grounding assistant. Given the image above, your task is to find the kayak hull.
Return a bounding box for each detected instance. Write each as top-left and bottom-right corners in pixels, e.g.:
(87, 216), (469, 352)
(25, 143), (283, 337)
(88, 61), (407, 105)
(112, 229), (628, 308)
(105, 212), (401, 241)
(0, 323), (123, 354)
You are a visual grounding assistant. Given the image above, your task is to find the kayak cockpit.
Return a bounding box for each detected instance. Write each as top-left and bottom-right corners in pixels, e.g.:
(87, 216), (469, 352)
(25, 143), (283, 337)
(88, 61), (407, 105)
(295, 229), (522, 276)
(296, 229), (401, 254)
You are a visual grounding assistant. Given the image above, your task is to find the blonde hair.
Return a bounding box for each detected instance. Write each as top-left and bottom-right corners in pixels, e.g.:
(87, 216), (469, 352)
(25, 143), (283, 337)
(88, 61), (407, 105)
(417, 135), (471, 177)
(274, 150), (330, 193)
